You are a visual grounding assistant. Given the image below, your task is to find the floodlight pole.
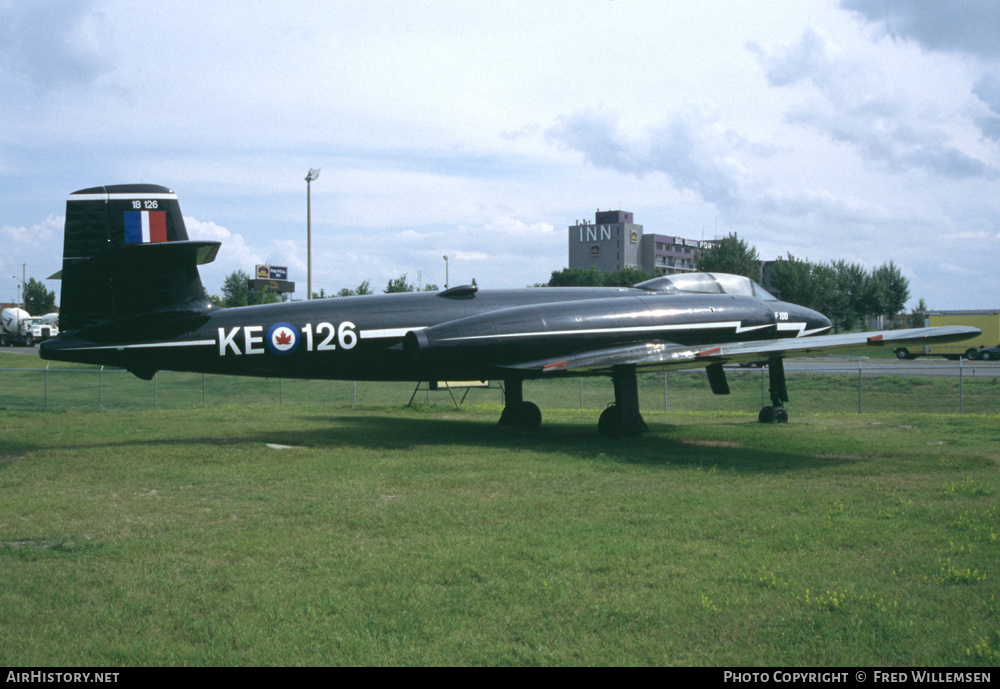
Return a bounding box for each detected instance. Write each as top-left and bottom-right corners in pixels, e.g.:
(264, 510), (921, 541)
(12, 274), (24, 310)
(305, 168), (321, 300)
(443, 255), (449, 290)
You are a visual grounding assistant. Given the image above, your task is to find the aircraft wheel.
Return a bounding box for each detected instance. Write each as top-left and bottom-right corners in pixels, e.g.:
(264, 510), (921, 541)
(598, 404), (648, 437)
(598, 405), (619, 436)
(499, 401), (541, 430)
(759, 406), (788, 423)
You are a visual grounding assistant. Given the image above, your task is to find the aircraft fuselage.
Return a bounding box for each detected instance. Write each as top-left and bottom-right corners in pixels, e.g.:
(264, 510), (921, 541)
(40, 286), (826, 382)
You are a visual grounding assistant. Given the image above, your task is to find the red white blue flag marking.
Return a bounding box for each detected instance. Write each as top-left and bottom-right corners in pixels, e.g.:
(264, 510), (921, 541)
(124, 211), (167, 243)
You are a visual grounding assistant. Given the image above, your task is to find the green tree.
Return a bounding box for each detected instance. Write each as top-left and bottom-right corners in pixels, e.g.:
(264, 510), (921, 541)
(337, 280), (373, 297)
(547, 266), (652, 287)
(912, 298), (928, 328)
(769, 256), (844, 323)
(23, 278), (56, 315)
(384, 275), (415, 293)
(220, 269), (280, 307)
(547, 267), (602, 286)
(768, 255), (815, 307)
(830, 260), (870, 331)
(601, 266), (653, 286)
(695, 233), (760, 279)
(871, 261), (910, 326)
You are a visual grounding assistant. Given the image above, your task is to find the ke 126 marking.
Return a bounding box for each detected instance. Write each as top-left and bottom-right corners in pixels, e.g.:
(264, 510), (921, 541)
(218, 321), (358, 356)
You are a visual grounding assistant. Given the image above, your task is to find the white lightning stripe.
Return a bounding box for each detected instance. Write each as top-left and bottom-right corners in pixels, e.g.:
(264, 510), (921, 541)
(68, 193), (178, 201)
(63, 339), (215, 351)
(360, 326), (426, 339)
(440, 321), (773, 343)
(776, 322), (831, 337)
(776, 322), (807, 336)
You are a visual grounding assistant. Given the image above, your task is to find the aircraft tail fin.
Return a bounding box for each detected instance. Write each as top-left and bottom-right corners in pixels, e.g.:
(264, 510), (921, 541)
(56, 184), (220, 332)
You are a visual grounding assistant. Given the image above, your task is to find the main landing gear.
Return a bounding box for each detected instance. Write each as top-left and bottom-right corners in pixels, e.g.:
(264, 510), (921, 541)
(499, 365), (649, 437)
(498, 378), (542, 430)
(499, 366), (649, 437)
(598, 365), (649, 437)
(758, 356), (789, 424)
(499, 357), (790, 434)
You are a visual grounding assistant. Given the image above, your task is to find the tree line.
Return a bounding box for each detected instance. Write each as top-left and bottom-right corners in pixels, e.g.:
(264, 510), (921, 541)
(543, 234), (912, 331)
(767, 254), (910, 331)
(696, 234), (911, 330)
(209, 270), (440, 307)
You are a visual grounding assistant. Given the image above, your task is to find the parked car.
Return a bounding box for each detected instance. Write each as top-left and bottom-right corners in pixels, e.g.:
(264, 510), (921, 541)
(971, 345), (1000, 361)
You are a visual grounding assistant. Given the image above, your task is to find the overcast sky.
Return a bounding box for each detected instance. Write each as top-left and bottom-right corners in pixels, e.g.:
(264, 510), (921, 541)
(2, 0), (999, 310)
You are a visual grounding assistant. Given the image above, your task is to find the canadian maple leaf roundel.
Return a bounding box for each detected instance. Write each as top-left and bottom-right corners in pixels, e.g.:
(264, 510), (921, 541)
(266, 322), (300, 355)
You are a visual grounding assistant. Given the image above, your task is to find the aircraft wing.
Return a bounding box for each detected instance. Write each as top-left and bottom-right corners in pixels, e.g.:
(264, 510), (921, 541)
(503, 325), (981, 375)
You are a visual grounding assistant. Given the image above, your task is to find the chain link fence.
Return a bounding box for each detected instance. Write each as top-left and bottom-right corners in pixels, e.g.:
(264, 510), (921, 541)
(3, 360), (998, 416)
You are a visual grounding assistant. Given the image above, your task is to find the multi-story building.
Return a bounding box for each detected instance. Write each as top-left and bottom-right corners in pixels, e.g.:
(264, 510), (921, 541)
(568, 210), (719, 276)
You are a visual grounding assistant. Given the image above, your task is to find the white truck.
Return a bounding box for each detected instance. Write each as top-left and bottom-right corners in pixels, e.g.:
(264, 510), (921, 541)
(1, 307), (59, 347)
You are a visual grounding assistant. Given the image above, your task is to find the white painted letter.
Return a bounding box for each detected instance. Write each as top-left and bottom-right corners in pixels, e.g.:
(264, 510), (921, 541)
(218, 327), (241, 356)
(244, 326), (264, 354)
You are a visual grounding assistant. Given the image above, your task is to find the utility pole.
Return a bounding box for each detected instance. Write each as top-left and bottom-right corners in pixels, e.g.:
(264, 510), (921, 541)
(305, 168), (321, 300)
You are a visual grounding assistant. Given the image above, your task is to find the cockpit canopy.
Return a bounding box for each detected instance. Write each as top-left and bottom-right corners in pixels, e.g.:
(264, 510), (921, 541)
(635, 272), (778, 301)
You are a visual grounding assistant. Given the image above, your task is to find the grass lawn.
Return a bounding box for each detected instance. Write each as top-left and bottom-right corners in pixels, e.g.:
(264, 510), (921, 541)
(1, 403), (997, 666)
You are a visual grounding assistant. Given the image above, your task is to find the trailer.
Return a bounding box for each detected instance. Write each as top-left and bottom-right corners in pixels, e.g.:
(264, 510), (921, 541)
(894, 310), (1000, 360)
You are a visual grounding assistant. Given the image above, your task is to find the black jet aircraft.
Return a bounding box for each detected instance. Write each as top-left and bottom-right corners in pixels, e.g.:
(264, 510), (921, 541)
(39, 184), (979, 435)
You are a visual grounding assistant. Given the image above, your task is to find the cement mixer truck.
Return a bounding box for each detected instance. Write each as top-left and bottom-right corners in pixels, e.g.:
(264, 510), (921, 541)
(1, 307), (58, 346)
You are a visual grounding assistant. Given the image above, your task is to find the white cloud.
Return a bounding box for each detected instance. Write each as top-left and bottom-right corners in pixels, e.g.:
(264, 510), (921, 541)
(939, 262), (979, 277)
(545, 106), (757, 214)
(752, 28), (996, 179)
(0, 215), (61, 248)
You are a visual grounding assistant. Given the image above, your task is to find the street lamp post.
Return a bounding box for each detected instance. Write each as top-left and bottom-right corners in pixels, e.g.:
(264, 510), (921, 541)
(443, 255), (449, 290)
(305, 168), (321, 300)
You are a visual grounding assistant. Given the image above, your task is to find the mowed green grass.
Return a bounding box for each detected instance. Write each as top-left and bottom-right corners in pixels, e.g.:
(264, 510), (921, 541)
(1, 403), (998, 666)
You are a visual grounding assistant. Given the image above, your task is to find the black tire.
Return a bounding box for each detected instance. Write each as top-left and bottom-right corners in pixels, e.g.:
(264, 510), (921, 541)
(517, 401), (541, 429)
(598, 405), (619, 436)
(758, 406), (775, 423)
(895, 348), (911, 360)
(966, 349), (979, 361)
(982, 351), (992, 361)
(499, 401), (541, 430)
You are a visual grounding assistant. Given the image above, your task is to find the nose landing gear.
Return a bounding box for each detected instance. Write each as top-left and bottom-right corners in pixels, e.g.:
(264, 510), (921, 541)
(758, 356), (789, 424)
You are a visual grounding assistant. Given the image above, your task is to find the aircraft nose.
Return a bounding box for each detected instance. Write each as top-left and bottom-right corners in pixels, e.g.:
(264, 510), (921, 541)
(798, 305), (832, 335)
